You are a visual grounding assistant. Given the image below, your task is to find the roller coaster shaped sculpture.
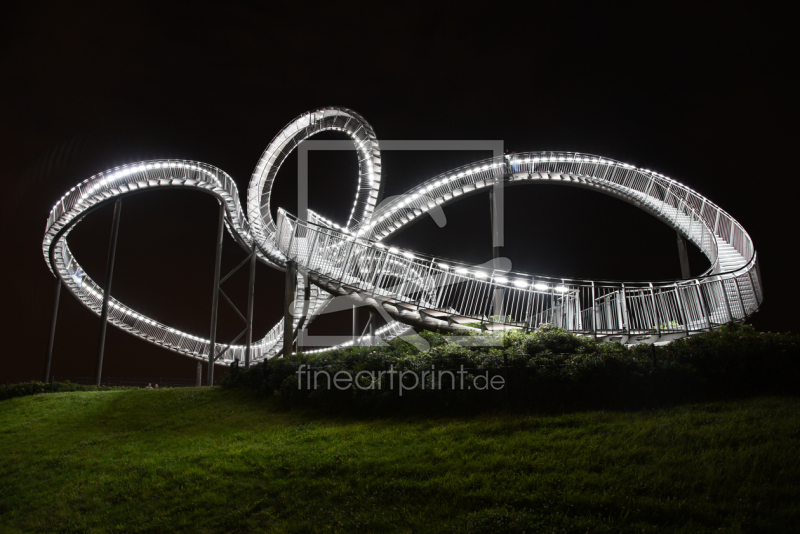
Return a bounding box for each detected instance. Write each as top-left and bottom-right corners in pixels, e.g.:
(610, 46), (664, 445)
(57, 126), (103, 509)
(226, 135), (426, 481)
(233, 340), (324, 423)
(43, 107), (763, 369)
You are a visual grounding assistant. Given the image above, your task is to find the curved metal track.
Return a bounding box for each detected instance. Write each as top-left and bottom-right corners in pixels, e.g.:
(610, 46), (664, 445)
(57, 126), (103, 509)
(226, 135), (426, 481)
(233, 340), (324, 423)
(43, 108), (763, 365)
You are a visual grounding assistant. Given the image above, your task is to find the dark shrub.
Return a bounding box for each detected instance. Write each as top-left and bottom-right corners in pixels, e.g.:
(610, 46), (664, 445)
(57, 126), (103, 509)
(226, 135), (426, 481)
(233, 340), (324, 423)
(221, 324), (800, 413)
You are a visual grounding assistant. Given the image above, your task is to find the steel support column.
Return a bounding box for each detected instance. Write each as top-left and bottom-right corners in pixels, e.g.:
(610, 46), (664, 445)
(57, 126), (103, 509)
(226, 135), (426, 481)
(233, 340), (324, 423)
(295, 272), (311, 353)
(695, 280), (711, 328)
(490, 184), (504, 316)
(283, 261), (297, 356)
(674, 283), (690, 336)
(352, 304), (359, 346)
(95, 198), (122, 386)
(649, 283), (661, 338)
(245, 243), (257, 369)
(591, 281), (597, 339)
(368, 308), (376, 345)
(207, 202), (225, 386)
(43, 277), (62, 382)
(620, 284), (629, 334)
(676, 232), (691, 279)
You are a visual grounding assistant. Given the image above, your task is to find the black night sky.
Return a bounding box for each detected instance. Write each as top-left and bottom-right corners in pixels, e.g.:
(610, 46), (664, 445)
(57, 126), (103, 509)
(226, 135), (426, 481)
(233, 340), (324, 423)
(2, 2), (796, 383)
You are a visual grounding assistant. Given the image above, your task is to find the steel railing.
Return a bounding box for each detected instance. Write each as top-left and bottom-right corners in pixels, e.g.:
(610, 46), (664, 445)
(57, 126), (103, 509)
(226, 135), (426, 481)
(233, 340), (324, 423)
(276, 206), (761, 341)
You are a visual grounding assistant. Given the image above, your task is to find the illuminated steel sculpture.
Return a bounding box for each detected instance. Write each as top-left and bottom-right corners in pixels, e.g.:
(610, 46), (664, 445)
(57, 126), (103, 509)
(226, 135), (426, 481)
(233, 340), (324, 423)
(42, 107), (763, 378)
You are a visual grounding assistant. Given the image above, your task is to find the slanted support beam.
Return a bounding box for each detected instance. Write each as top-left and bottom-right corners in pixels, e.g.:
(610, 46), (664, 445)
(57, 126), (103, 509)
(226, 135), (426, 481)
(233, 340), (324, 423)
(245, 243), (257, 369)
(676, 231), (691, 279)
(283, 261), (297, 357)
(95, 198), (122, 386)
(207, 202), (225, 386)
(294, 271), (312, 354)
(357, 305), (377, 344)
(43, 277), (62, 382)
(352, 304), (359, 346)
(369, 308), (376, 345)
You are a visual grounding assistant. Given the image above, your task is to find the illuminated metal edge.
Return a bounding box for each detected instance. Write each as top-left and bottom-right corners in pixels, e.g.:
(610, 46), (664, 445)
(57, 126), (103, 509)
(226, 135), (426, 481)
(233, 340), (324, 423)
(42, 159), (330, 364)
(360, 152), (749, 277)
(296, 320), (410, 355)
(245, 106), (382, 260)
(41, 104), (388, 366)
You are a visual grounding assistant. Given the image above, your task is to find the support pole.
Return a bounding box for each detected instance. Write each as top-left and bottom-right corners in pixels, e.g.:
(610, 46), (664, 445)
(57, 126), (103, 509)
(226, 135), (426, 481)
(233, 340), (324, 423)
(368, 308), (376, 345)
(196, 361), (202, 387)
(293, 273), (311, 354)
(95, 198), (122, 386)
(674, 283), (690, 336)
(591, 281), (597, 339)
(676, 232), (691, 279)
(490, 183), (504, 318)
(695, 280), (711, 329)
(43, 277), (62, 382)
(620, 283), (629, 334)
(490, 184), (504, 258)
(207, 202), (225, 386)
(352, 304), (359, 346)
(283, 261), (297, 357)
(245, 243), (257, 369)
(649, 283), (661, 338)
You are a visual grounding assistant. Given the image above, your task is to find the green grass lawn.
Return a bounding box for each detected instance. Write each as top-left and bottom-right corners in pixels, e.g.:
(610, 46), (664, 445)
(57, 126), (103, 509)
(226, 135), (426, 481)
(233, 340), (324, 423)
(1, 389), (798, 533)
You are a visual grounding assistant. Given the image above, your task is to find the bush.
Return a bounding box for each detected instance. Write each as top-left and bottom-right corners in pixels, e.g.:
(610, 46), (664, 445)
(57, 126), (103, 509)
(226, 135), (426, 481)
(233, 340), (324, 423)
(224, 323), (798, 414)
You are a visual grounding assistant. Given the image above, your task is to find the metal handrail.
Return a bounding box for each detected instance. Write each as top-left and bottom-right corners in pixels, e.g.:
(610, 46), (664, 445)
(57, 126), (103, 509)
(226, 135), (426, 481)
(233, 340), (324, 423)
(280, 207), (746, 286)
(277, 206), (761, 340)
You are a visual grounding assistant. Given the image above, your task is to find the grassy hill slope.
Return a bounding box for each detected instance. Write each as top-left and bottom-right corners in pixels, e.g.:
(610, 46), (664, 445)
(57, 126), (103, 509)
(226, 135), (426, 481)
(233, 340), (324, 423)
(1, 389), (798, 533)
